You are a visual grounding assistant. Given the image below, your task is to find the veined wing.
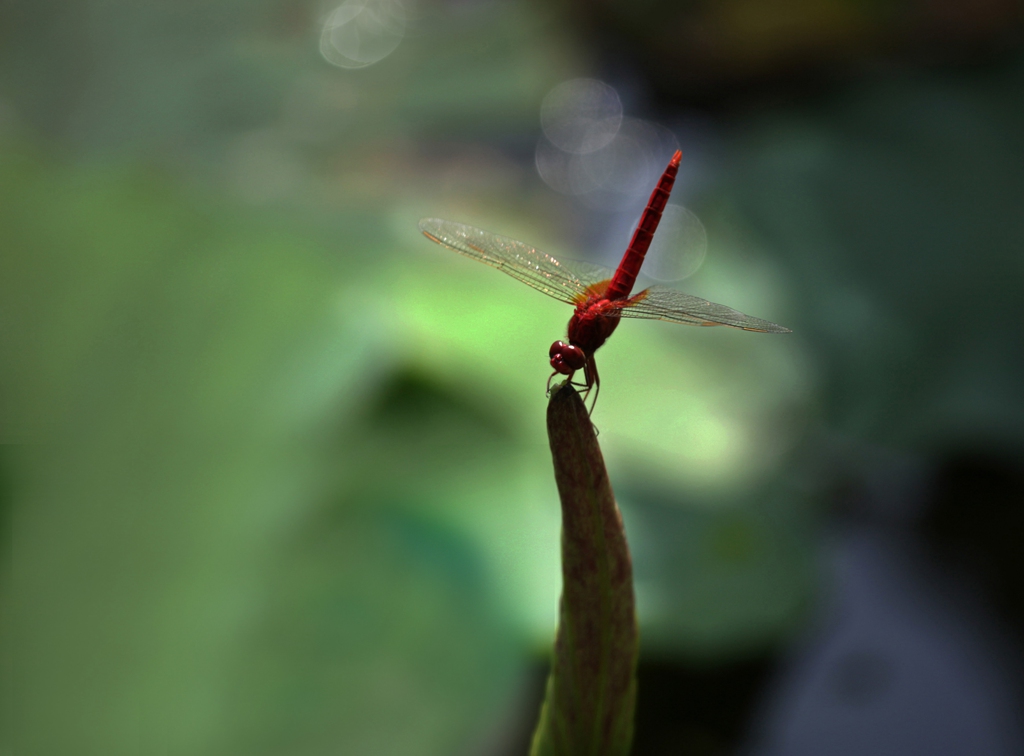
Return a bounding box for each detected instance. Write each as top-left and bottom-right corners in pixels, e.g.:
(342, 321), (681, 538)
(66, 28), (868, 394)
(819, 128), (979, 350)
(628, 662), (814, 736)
(419, 218), (592, 305)
(618, 285), (792, 333)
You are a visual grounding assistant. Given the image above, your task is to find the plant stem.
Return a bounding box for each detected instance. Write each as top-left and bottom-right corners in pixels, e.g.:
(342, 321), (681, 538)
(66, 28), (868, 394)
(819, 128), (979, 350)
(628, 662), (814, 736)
(529, 383), (638, 756)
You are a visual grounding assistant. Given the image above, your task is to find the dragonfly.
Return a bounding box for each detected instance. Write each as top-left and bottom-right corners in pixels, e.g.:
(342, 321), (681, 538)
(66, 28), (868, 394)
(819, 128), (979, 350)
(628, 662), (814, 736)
(419, 150), (790, 411)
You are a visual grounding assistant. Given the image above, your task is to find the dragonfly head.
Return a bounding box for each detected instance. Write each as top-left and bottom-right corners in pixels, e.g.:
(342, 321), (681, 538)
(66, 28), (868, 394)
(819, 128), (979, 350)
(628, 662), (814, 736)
(549, 340), (587, 376)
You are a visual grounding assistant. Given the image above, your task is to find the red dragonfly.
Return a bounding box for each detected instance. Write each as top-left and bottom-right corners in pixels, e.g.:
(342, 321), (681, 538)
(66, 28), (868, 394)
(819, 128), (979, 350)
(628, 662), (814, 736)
(419, 150), (790, 410)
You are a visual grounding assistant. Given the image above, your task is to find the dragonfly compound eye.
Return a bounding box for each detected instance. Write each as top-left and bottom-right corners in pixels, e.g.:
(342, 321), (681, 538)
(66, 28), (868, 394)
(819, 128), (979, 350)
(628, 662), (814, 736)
(549, 341), (587, 374)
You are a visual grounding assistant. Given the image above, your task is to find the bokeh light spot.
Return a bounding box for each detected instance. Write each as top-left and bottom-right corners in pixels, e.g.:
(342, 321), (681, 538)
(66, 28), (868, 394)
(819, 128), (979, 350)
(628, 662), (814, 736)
(320, 0), (407, 70)
(641, 204), (708, 282)
(540, 78), (623, 155)
(536, 114), (680, 210)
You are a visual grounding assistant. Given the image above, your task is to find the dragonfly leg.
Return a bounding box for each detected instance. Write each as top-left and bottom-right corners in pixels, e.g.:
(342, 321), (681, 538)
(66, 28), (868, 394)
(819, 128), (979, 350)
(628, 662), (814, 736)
(578, 356), (601, 416)
(546, 353), (596, 414)
(588, 376), (600, 416)
(547, 369), (588, 396)
(547, 370), (569, 395)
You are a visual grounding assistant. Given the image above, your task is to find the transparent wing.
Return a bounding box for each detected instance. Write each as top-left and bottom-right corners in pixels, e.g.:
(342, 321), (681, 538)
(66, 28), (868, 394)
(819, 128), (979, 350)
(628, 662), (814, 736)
(419, 218), (594, 305)
(617, 285), (792, 333)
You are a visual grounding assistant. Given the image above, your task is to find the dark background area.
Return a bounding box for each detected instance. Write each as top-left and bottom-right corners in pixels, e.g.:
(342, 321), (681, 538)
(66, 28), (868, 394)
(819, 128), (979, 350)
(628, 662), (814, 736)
(3, 1), (1024, 754)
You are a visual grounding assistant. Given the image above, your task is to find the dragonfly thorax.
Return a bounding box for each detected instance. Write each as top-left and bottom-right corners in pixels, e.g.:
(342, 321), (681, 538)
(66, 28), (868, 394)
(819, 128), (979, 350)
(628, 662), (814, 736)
(549, 298), (622, 381)
(567, 298), (622, 356)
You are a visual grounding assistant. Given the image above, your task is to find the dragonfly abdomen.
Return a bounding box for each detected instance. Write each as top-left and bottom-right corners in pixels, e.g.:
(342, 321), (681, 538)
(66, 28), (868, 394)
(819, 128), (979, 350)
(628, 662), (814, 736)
(604, 149), (682, 302)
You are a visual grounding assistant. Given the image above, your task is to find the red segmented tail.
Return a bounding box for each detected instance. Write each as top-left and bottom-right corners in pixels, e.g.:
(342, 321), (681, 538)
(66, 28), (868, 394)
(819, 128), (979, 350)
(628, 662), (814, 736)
(604, 149), (682, 302)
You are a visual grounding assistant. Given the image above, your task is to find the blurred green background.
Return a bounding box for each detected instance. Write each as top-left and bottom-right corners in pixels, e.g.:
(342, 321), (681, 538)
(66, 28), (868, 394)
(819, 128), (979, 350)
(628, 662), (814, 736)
(2, 1), (1023, 754)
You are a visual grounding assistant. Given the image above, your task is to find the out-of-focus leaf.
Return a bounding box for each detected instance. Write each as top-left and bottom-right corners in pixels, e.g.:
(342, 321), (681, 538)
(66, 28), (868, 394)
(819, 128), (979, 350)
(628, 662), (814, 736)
(0, 142), (524, 756)
(729, 65), (1024, 448)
